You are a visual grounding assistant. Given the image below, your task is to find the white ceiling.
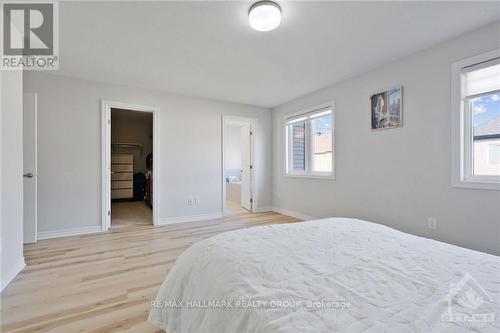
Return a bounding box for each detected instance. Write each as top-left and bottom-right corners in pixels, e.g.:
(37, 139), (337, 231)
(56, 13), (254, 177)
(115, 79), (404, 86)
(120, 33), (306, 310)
(56, 1), (500, 108)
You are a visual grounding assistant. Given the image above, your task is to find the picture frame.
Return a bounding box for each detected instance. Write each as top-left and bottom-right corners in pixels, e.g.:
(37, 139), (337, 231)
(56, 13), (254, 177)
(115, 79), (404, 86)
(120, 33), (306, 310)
(370, 86), (403, 130)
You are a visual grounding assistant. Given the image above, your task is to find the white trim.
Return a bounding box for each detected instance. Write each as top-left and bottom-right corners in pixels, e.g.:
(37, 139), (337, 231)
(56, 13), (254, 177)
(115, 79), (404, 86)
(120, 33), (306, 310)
(286, 116), (307, 125)
(271, 206), (315, 221)
(284, 173), (336, 180)
(1, 257), (26, 292)
(101, 100), (161, 231)
(101, 105), (111, 231)
(37, 226), (102, 240)
(284, 101), (334, 120)
(221, 115), (258, 216)
(451, 49), (500, 190)
(159, 212), (223, 226)
(462, 57), (500, 73)
(465, 88), (500, 101)
(34, 93), (38, 242)
(253, 206), (273, 213)
(284, 101), (335, 180)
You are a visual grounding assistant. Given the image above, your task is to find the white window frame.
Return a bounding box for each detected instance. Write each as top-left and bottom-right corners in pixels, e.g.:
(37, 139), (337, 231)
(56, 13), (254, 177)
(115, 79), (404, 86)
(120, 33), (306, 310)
(284, 102), (335, 180)
(451, 49), (500, 190)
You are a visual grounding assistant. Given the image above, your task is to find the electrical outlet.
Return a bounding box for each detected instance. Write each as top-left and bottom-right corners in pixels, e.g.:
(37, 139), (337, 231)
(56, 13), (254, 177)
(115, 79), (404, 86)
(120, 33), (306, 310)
(194, 197), (200, 205)
(186, 198), (193, 205)
(427, 217), (438, 230)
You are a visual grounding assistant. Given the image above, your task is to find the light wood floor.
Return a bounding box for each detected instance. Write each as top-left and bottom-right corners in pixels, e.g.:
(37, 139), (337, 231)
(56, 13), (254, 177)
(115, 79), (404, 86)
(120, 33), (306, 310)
(224, 200), (249, 215)
(111, 201), (152, 228)
(0, 212), (300, 333)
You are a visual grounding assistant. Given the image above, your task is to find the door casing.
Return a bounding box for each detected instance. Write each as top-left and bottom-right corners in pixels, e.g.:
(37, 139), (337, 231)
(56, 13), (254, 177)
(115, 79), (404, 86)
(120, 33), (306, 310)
(101, 100), (160, 230)
(240, 123), (252, 211)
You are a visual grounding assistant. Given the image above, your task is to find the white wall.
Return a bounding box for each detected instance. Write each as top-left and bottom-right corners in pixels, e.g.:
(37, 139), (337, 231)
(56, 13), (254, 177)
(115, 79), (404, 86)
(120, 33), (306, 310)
(224, 124), (243, 172)
(24, 73), (272, 233)
(272, 22), (500, 255)
(1, 69), (25, 291)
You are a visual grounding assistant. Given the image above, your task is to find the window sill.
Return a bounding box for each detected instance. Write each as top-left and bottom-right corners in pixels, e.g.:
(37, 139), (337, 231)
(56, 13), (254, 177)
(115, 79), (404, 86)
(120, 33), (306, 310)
(452, 179), (500, 191)
(284, 173), (335, 180)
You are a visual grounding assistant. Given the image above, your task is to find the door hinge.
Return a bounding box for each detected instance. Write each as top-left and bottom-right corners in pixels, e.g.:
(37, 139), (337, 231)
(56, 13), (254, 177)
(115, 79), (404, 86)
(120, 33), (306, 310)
(250, 131), (253, 135)
(108, 119), (111, 125)
(108, 210), (111, 216)
(250, 165), (253, 169)
(250, 198), (253, 203)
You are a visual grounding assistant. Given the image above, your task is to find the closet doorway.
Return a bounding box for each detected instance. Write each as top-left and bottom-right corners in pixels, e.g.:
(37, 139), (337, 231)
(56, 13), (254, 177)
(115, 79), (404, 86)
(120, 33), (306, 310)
(101, 101), (159, 230)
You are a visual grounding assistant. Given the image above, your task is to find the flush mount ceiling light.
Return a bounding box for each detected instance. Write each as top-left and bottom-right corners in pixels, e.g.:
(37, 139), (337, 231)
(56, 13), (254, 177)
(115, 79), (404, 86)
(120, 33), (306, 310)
(248, 1), (281, 32)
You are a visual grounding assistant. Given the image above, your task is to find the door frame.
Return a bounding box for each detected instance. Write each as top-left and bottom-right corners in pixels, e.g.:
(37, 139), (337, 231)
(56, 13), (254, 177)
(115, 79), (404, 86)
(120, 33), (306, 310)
(101, 100), (160, 230)
(221, 115), (257, 215)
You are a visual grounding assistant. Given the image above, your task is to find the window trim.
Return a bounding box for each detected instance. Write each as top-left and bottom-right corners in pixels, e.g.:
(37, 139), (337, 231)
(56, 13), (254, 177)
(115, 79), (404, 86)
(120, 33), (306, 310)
(284, 101), (335, 180)
(451, 49), (500, 190)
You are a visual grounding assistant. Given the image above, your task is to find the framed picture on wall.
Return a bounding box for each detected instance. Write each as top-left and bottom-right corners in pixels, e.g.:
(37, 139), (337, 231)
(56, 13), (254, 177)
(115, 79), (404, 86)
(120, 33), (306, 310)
(370, 86), (402, 130)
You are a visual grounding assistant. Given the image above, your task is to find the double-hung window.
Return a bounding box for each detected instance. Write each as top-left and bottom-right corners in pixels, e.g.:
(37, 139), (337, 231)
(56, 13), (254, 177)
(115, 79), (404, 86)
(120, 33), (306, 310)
(452, 50), (500, 189)
(285, 104), (334, 179)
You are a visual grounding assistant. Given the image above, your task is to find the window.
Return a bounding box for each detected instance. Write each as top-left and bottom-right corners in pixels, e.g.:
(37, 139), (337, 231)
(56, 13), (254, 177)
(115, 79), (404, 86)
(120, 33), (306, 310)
(285, 104), (334, 178)
(452, 49), (500, 190)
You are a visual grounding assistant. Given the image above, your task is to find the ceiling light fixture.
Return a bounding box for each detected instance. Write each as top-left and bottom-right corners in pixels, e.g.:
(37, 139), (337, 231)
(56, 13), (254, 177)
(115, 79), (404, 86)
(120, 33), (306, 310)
(248, 1), (281, 32)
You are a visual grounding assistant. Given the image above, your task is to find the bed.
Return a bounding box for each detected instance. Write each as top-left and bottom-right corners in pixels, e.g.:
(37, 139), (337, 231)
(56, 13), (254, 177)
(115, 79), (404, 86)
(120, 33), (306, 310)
(148, 218), (500, 332)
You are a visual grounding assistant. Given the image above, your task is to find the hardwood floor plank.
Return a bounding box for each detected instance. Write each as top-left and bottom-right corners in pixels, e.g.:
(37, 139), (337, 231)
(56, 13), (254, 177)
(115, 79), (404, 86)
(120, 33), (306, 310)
(0, 212), (300, 332)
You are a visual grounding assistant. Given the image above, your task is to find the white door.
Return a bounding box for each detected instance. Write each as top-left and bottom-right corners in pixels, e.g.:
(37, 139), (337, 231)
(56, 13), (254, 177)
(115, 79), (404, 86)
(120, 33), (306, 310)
(23, 93), (37, 244)
(240, 124), (252, 211)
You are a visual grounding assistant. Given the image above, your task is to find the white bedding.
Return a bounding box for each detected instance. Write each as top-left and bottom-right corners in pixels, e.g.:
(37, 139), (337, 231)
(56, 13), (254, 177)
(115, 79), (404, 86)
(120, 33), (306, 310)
(148, 218), (500, 332)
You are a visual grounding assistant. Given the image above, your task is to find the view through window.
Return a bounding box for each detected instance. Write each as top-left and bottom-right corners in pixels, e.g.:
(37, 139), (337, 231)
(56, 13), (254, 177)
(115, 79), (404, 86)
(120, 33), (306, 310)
(286, 107), (333, 177)
(467, 62), (500, 176)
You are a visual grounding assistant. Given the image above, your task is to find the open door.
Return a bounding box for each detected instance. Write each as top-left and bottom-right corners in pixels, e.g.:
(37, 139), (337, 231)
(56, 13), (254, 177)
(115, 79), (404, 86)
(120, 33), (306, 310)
(23, 93), (37, 244)
(240, 124), (252, 211)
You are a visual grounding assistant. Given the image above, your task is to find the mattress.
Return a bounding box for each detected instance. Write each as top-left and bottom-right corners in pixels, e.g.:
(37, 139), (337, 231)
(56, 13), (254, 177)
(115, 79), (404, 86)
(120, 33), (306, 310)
(148, 218), (500, 332)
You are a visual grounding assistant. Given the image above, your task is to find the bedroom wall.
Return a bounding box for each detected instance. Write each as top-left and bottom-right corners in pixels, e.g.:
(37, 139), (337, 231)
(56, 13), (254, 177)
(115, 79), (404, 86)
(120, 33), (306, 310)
(272, 22), (500, 255)
(1, 69), (25, 291)
(224, 124), (243, 179)
(23, 73), (272, 234)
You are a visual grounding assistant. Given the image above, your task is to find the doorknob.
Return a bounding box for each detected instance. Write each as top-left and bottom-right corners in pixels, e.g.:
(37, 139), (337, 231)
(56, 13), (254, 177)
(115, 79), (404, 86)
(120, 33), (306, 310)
(23, 173), (34, 178)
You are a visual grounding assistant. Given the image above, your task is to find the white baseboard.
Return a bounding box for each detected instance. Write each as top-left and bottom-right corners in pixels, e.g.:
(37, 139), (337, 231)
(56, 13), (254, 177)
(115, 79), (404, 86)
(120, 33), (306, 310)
(37, 226), (103, 240)
(1, 257), (26, 292)
(159, 212), (223, 226)
(271, 207), (316, 221)
(253, 206), (273, 213)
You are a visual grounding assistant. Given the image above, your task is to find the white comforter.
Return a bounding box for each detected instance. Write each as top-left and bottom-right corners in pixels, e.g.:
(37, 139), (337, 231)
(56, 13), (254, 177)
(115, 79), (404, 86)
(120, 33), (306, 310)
(148, 218), (500, 332)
